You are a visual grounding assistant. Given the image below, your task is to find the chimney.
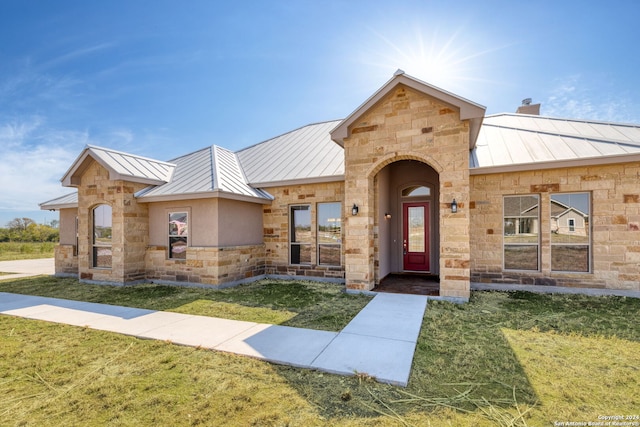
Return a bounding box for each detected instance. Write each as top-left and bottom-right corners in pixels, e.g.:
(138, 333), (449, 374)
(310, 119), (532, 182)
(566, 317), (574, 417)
(516, 98), (540, 115)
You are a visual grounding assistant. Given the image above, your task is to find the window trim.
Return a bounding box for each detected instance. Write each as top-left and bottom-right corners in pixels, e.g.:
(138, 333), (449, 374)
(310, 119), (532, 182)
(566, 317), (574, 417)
(503, 194), (540, 271)
(317, 202), (342, 267)
(289, 204), (312, 265)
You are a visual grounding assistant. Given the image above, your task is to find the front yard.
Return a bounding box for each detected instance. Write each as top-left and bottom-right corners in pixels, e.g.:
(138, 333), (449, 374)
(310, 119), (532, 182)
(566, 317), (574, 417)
(1, 277), (638, 426)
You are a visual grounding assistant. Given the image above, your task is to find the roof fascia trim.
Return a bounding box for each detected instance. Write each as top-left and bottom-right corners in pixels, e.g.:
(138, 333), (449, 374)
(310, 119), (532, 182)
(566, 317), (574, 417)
(136, 190), (274, 205)
(248, 175), (345, 188)
(39, 202), (78, 210)
(470, 153), (640, 175)
(331, 72), (486, 148)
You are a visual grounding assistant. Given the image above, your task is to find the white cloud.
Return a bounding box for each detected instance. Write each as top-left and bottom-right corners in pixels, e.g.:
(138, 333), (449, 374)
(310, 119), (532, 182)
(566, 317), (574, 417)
(0, 117), (87, 211)
(544, 75), (637, 123)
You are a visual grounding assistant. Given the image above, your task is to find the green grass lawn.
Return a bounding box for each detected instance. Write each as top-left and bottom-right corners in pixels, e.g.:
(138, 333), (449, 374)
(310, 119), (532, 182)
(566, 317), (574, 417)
(1, 278), (638, 426)
(0, 242), (55, 261)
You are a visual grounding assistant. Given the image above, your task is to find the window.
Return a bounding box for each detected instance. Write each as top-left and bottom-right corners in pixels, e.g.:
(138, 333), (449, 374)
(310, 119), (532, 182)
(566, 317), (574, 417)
(290, 205), (311, 264)
(169, 212), (188, 259)
(402, 186), (431, 197)
(317, 202), (341, 266)
(503, 195), (539, 270)
(551, 193), (590, 272)
(92, 204), (112, 268)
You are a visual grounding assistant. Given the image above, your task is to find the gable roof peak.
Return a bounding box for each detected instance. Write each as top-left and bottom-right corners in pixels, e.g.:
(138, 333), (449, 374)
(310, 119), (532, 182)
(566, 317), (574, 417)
(61, 144), (176, 187)
(330, 71), (486, 149)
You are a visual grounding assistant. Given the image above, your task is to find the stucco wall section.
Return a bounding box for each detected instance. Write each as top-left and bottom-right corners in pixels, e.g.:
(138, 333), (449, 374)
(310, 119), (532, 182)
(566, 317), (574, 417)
(58, 208), (78, 245)
(470, 162), (640, 291)
(343, 84), (471, 298)
(148, 198), (263, 248)
(145, 244), (265, 286)
(262, 181), (345, 280)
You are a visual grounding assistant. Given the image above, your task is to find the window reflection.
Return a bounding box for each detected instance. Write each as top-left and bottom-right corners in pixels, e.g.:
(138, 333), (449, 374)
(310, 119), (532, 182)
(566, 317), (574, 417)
(550, 193), (590, 272)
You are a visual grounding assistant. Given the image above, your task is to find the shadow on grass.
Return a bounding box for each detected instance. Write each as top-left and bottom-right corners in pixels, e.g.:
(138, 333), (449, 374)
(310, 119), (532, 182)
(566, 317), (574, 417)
(274, 290), (640, 423)
(2, 277), (639, 424)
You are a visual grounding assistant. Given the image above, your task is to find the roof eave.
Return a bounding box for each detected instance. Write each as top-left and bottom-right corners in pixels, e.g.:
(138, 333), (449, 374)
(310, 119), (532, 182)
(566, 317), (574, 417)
(248, 174), (345, 188)
(470, 153), (640, 175)
(136, 189), (274, 204)
(39, 202), (78, 210)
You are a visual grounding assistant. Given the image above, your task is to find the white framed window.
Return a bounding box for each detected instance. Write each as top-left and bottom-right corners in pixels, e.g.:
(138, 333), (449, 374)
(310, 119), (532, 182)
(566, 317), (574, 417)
(317, 202), (341, 266)
(169, 212), (188, 259)
(92, 204), (112, 268)
(290, 205), (311, 265)
(503, 195), (539, 271)
(550, 193), (590, 272)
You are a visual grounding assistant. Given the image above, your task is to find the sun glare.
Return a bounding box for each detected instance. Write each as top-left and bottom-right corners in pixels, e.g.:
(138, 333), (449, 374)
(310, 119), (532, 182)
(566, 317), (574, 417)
(360, 24), (507, 93)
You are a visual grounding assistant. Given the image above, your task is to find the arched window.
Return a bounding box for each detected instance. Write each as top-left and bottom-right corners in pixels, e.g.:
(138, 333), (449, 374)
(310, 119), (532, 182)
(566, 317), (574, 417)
(402, 186), (431, 197)
(93, 204), (112, 268)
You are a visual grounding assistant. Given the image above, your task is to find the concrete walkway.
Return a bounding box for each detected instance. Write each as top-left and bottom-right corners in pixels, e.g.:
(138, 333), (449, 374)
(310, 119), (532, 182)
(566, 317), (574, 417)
(0, 258), (55, 279)
(0, 291), (428, 387)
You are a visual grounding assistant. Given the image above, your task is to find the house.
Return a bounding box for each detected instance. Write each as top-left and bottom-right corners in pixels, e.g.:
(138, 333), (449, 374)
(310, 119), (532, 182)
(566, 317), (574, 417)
(40, 71), (640, 301)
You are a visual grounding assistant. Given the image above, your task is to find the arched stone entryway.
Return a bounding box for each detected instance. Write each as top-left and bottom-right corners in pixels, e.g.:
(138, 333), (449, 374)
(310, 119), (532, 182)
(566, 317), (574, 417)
(373, 158), (440, 287)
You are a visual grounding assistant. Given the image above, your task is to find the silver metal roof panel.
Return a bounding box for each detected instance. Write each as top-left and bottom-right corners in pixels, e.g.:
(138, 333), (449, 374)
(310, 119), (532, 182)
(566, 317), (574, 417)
(39, 192), (78, 210)
(472, 114), (640, 172)
(237, 120), (344, 186)
(136, 146), (272, 202)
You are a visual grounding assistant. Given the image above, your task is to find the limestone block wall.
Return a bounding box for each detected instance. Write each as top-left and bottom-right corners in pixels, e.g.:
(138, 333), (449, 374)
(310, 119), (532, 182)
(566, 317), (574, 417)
(342, 84), (471, 298)
(470, 162), (640, 291)
(77, 160), (149, 284)
(54, 244), (78, 276)
(145, 244), (265, 286)
(262, 181), (345, 280)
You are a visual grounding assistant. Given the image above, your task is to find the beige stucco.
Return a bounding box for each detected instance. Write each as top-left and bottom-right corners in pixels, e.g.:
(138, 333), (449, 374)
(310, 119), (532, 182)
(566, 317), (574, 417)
(58, 208), (77, 246)
(147, 198), (263, 249)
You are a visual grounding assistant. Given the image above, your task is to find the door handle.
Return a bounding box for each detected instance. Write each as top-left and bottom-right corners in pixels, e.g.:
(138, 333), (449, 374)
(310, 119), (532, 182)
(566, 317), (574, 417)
(403, 240), (407, 255)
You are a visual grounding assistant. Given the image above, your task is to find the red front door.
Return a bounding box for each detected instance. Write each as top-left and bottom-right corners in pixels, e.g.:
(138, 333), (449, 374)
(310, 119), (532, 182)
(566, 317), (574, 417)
(403, 202), (430, 271)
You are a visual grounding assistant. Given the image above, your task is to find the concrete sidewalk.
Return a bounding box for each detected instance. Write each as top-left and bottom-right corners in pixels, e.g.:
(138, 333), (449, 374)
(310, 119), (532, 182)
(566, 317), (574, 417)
(0, 291), (427, 386)
(0, 258), (55, 279)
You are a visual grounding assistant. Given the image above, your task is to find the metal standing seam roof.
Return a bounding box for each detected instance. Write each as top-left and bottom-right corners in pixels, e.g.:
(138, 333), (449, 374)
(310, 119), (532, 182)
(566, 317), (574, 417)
(471, 114), (640, 172)
(39, 192), (78, 210)
(236, 120), (345, 187)
(135, 145), (273, 202)
(61, 145), (176, 186)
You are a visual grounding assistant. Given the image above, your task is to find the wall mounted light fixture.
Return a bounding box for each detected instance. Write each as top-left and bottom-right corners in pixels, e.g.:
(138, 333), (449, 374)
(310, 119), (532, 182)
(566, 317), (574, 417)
(451, 199), (458, 213)
(384, 213), (392, 219)
(352, 204), (359, 216)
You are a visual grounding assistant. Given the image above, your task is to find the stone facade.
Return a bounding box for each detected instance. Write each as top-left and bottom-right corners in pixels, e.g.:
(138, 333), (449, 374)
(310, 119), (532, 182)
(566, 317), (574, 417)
(470, 162), (640, 291)
(54, 244), (78, 276)
(145, 244), (265, 287)
(342, 84), (472, 298)
(76, 161), (149, 284)
(262, 181), (345, 280)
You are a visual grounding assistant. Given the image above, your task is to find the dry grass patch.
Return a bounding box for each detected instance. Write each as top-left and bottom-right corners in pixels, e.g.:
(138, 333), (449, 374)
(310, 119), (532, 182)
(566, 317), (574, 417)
(1, 279), (639, 425)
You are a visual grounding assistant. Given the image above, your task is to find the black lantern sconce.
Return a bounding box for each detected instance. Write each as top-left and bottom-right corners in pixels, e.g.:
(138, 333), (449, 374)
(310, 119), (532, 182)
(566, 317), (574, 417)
(352, 204), (359, 216)
(451, 199), (458, 213)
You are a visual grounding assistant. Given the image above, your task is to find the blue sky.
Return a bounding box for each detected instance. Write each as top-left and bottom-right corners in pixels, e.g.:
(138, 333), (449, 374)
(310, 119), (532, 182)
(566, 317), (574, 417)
(1, 0), (639, 227)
